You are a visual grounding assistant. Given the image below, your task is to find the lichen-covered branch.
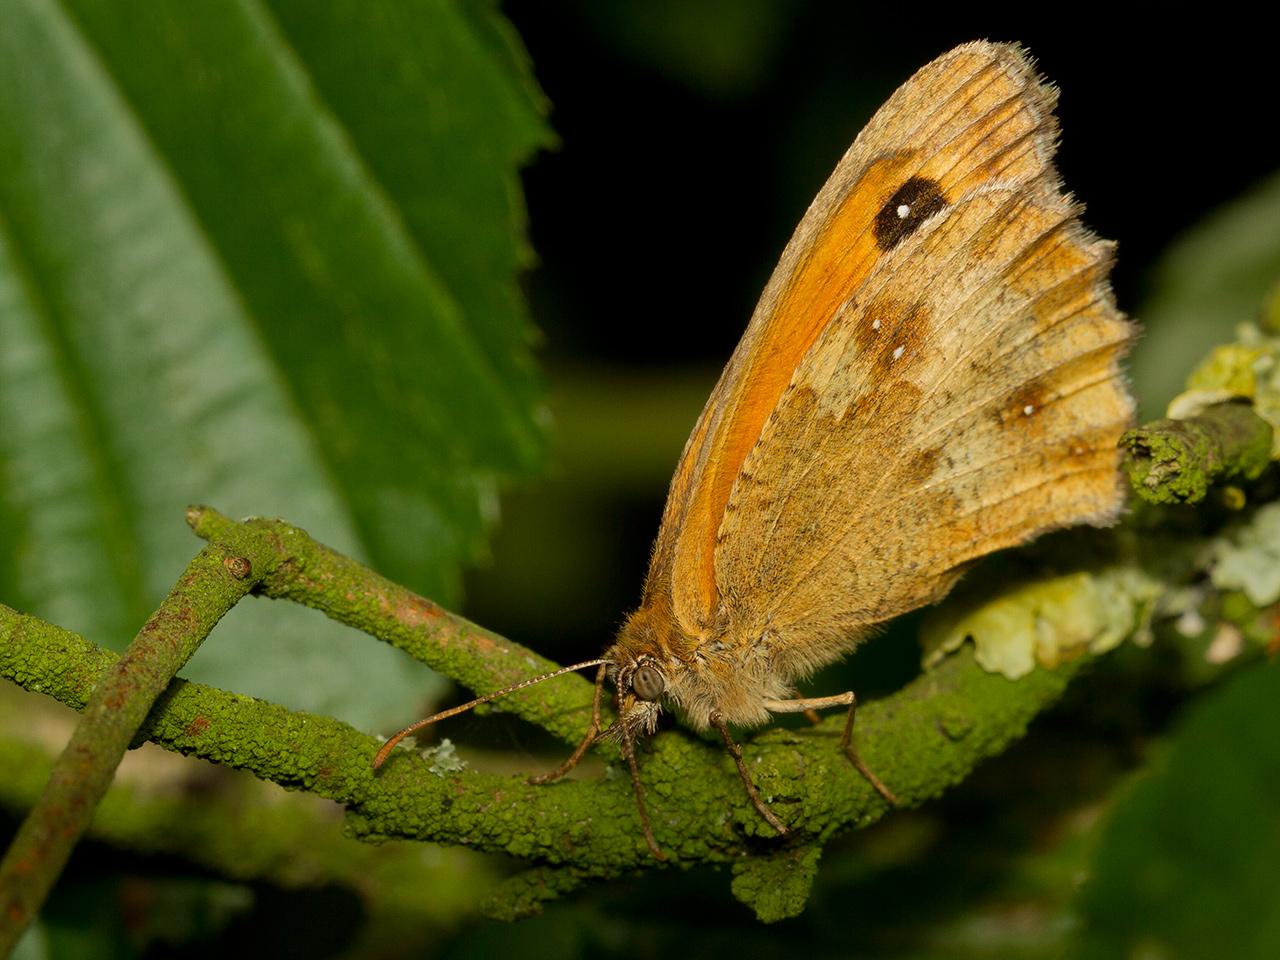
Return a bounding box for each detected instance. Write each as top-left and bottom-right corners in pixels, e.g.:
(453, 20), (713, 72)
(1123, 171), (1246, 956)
(185, 505), (605, 747)
(1121, 402), (1273, 504)
(0, 603), (390, 805)
(0, 597), (1082, 866)
(0, 530), (276, 953)
(3, 463), (1274, 922)
(0, 732), (495, 943)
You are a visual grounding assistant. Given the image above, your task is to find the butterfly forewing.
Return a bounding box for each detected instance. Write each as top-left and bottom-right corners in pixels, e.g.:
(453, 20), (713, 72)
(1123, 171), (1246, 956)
(659, 42), (1068, 641)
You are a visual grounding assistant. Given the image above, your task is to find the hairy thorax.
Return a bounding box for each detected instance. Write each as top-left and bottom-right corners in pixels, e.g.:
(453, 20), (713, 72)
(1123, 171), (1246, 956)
(609, 603), (797, 732)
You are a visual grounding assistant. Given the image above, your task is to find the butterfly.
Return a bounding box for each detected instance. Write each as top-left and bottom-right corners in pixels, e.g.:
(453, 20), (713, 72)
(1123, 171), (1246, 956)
(376, 40), (1135, 861)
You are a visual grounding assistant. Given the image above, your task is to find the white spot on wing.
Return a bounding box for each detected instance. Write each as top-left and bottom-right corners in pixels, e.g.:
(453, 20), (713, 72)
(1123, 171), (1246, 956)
(871, 318), (881, 331)
(1023, 404), (1035, 415)
(892, 345), (905, 361)
(896, 203), (911, 219)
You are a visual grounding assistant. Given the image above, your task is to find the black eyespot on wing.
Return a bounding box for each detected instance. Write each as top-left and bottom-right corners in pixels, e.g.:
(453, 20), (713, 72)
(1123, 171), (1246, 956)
(873, 176), (947, 250)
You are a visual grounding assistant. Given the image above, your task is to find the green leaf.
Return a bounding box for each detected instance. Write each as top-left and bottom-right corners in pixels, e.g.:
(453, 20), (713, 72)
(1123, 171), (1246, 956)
(1070, 661), (1280, 959)
(0, 0), (549, 728)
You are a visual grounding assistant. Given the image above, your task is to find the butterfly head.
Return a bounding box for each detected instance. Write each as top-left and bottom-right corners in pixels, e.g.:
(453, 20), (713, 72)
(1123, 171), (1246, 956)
(597, 655), (663, 743)
(600, 607), (675, 743)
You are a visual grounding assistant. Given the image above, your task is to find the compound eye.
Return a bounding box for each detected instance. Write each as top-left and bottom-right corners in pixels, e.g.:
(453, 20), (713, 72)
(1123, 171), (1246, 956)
(631, 663), (665, 702)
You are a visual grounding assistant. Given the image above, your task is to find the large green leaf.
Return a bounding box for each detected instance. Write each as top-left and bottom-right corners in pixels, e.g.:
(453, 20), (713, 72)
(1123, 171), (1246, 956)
(1070, 661), (1280, 959)
(0, 0), (550, 728)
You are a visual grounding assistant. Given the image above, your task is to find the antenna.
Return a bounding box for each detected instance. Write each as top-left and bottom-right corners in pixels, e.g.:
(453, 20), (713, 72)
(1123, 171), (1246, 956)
(371, 658), (610, 769)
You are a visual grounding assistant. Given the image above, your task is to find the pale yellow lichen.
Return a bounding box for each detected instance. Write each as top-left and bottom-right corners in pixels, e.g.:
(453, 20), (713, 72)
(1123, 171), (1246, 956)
(1210, 501), (1280, 606)
(421, 738), (468, 777)
(921, 566), (1162, 680)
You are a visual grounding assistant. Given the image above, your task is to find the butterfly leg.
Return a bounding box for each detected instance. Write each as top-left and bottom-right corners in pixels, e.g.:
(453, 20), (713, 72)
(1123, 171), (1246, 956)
(709, 713), (790, 836)
(619, 710), (667, 860)
(764, 693), (898, 805)
(528, 662), (607, 785)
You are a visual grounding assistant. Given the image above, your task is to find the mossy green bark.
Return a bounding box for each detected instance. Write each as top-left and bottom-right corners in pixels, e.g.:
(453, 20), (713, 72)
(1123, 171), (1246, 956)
(0, 525), (281, 952)
(0, 597), (1082, 867)
(1120, 402), (1272, 504)
(481, 866), (592, 922)
(187, 506), (605, 749)
(731, 845), (824, 923)
(0, 733), (494, 939)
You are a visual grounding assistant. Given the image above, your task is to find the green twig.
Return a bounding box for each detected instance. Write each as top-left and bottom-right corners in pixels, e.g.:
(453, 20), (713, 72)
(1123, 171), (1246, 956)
(1, 526), (1084, 879)
(0, 530), (276, 954)
(0, 731), (495, 944)
(185, 505), (606, 747)
(1120, 401), (1272, 504)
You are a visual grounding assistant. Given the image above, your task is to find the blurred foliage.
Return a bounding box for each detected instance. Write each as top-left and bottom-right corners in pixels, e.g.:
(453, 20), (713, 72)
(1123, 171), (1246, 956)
(573, 0), (796, 98)
(3, 1), (1280, 958)
(1070, 661), (1280, 960)
(36, 876), (253, 959)
(0, 0), (551, 729)
(1131, 171), (1280, 420)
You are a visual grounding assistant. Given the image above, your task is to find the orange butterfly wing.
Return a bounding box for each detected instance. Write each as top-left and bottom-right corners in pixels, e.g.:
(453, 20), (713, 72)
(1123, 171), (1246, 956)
(642, 42), (1107, 654)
